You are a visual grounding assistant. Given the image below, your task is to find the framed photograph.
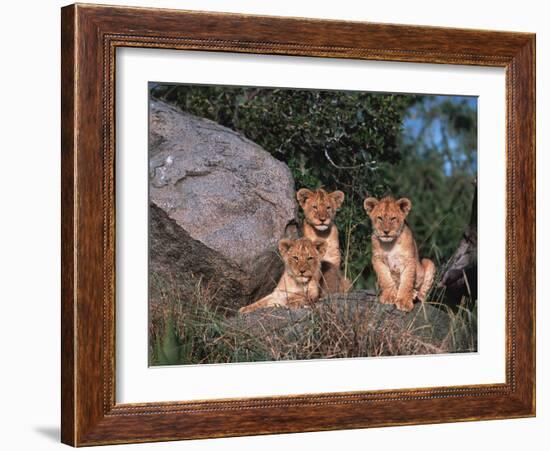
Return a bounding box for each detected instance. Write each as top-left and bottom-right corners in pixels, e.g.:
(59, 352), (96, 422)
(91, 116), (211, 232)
(61, 3), (535, 446)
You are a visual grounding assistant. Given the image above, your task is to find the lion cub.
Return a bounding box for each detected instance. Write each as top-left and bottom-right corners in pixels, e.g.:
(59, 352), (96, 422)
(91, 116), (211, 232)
(363, 196), (436, 312)
(239, 237), (327, 313)
(297, 188), (349, 295)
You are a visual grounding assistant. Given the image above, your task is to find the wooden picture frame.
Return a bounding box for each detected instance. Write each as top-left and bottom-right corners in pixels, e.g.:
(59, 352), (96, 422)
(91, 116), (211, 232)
(61, 3), (535, 446)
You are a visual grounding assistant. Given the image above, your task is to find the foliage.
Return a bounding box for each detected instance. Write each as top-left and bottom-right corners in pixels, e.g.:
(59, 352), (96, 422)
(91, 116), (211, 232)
(150, 85), (477, 292)
(384, 96), (477, 266)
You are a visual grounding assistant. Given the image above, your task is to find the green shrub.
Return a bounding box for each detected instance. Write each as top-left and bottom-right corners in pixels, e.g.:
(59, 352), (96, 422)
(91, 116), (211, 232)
(150, 85), (476, 294)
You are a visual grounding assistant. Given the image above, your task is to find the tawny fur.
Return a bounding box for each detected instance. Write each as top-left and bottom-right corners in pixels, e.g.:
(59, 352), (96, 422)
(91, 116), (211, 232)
(239, 238), (327, 314)
(364, 196), (436, 312)
(297, 188), (350, 295)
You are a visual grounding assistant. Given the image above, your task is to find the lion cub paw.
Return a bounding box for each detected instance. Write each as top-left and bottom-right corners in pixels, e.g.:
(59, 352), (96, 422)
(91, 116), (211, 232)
(239, 305), (253, 314)
(379, 287), (397, 305)
(395, 293), (415, 312)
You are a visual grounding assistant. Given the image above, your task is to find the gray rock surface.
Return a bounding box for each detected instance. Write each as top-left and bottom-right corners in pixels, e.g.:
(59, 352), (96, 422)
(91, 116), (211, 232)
(232, 291), (475, 354)
(149, 99), (296, 272)
(149, 203), (247, 309)
(149, 99), (297, 307)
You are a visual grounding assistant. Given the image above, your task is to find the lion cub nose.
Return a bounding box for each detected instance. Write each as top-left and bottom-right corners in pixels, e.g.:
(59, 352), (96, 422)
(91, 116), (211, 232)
(383, 229), (390, 235)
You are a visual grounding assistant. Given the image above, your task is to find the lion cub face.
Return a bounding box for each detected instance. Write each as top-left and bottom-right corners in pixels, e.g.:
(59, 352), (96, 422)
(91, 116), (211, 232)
(297, 188), (345, 231)
(278, 237), (327, 284)
(363, 196), (412, 243)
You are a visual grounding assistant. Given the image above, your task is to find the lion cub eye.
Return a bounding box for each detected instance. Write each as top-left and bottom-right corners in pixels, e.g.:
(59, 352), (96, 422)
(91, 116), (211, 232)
(327, 206), (332, 211)
(390, 217), (397, 222)
(377, 216), (383, 222)
(307, 256), (313, 261)
(292, 256), (299, 261)
(313, 205), (318, 210)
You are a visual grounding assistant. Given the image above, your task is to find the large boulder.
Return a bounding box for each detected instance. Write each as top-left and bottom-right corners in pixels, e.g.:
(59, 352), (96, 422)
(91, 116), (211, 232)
(149, 99), (297, 308)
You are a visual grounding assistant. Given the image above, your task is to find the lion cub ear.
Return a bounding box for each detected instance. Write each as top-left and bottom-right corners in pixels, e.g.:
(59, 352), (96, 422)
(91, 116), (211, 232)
(396, 198), (412, 215)
(313, 239), (328, 257)
(363, 197), (379, 214)
(296, 188), (313, 208)
(329, 190), (345, 209)
(278, 238), (294, 255)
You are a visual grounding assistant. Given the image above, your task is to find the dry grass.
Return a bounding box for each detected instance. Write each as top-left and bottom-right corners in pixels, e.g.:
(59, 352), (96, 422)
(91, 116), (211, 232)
(149, 272), (477, 366)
